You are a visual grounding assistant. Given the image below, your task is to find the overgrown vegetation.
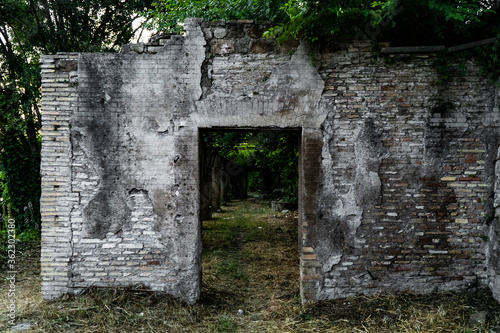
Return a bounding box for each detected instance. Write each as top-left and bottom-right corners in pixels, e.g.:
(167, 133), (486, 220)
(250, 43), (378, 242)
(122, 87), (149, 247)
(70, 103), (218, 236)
(149, 1), (499, 45)
(468, 35), (500, 82)
(2, 199), (500, 332)
(204, 131), (299, 202)
(150, 0), (500, 82)
(146, 0), (289, 33)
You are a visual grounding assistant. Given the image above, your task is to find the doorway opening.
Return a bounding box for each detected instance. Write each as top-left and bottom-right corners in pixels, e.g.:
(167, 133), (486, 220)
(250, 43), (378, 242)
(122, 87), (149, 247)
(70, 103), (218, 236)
(199, 128), (301, 312)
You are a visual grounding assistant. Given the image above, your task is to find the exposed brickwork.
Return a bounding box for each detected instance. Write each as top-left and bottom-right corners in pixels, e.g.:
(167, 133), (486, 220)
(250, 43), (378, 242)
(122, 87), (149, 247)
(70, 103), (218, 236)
(40, 20), (500, 304)
(316, 47), (498, 300)
(300, 129), (324, 302)
(40, 53), (79, 299)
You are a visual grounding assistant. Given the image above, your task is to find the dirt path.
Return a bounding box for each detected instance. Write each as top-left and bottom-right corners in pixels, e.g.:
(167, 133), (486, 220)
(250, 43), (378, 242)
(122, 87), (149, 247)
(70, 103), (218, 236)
(201, 199), (300, 316)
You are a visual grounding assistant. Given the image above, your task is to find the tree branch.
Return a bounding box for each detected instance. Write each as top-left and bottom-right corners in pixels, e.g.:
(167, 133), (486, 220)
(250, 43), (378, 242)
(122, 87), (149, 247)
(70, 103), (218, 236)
(91, 7), (112, 45)
(28, 0), (50, 53)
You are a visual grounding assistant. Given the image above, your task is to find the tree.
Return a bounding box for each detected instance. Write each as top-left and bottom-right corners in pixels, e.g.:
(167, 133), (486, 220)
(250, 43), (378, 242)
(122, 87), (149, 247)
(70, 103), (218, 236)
(204, 131), (299, 203)
(1, 0), (43, 230)
(150, 0), (499, 46)
(147, 0), (289, 33)
(26, 0), (154, 53)
(370, 0), (499, 46)
(262, 0), (499, 44)
(264, 0), (374, 43)
(0, 0), (154, 232)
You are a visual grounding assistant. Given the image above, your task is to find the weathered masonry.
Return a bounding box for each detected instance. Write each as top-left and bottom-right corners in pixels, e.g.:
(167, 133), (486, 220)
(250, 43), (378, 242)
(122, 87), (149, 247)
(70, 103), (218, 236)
(40, 18), (500, 304)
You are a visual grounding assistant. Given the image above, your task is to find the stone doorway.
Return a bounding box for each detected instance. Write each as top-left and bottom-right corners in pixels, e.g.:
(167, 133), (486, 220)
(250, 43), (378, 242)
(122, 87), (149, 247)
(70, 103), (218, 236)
(198, 128), (302, 303)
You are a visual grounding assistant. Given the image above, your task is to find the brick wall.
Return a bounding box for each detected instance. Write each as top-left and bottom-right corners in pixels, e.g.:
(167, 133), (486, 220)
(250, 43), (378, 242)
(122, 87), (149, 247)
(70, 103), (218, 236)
(314, 44), (499, 300)
(40, 19), (500, 304)
(40, 53), (79, 299)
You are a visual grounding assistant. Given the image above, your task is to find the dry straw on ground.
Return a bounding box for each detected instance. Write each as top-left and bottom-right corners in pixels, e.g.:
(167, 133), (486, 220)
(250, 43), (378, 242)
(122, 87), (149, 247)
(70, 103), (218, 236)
(1, 199), (500, 332)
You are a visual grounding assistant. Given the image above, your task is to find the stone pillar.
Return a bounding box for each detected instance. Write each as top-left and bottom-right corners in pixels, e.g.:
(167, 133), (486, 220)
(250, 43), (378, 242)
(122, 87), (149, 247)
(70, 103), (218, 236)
(211, 155), (224, 211)
(299, 128), (324, 302)
(40, 53), (79, 299)
(200, 141), (212, 221)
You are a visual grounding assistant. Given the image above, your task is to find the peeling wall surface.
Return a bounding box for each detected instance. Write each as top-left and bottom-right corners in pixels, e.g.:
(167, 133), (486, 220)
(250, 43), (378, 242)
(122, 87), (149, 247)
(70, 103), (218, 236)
(40, 18), (500, 304)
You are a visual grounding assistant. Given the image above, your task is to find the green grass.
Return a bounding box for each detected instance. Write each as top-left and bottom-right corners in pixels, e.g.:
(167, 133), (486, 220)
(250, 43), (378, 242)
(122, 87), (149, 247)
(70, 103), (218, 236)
(216, 315), (238, 333)
(216, 260), (248, 281)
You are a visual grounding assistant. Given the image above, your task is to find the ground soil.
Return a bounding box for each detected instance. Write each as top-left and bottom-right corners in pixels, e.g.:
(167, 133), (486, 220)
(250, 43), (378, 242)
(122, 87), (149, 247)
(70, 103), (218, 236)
(1, 199), (500, 332)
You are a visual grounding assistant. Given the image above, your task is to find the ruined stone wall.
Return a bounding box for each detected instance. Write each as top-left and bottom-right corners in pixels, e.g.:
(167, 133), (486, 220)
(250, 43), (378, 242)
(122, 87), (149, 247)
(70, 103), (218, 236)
(41, 22), (207, 302)
(40, 18), (500, 304)
(312, 45), (499, 300)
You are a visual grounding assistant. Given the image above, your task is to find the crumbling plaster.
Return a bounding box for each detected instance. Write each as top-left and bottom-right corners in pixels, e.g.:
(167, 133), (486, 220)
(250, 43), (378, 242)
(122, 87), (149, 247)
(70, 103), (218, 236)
(40, 18), (500, 304)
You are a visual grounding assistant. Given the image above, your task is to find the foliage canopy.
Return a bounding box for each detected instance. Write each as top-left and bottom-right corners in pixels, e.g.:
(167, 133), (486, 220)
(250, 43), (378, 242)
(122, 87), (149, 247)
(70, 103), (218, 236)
(205, 131), (299, 202)
(148, 0), (288, 33)
(149, 0), (500, 45)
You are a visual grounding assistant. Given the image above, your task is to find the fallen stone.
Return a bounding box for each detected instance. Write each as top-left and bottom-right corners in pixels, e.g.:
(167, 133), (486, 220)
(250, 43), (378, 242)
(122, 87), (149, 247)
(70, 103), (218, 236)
(11, 322), (31, 331)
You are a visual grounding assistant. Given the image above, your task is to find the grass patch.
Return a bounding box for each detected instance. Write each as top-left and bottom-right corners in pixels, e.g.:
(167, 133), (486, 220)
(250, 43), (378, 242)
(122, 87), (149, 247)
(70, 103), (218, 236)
(1, 199), (500, 332)
(216, 260), (247, 281)
(216, 315), (239, 333)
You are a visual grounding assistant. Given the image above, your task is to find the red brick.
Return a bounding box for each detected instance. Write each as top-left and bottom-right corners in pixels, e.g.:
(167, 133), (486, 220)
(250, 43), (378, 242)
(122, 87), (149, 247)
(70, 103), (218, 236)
(459, 177), (481, 181)
(464, 155), (477, 163)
